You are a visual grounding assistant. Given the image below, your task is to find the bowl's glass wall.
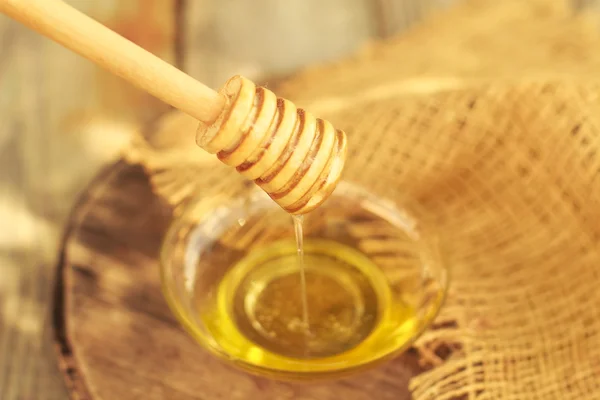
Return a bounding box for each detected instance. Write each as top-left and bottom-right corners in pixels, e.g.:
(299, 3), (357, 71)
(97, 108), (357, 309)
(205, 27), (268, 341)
(161, 158), (449, 377)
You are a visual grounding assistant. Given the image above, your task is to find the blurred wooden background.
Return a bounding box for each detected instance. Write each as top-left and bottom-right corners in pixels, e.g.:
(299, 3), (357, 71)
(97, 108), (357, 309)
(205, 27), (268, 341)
(0, 1), (451, 398)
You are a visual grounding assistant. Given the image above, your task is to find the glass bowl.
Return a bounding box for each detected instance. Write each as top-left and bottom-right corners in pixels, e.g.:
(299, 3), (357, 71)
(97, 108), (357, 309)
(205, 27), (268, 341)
(160, 168), (448, 381)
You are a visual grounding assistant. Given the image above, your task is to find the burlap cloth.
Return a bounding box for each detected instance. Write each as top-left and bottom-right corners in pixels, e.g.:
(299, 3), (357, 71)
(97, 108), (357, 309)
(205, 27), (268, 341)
(125, 0), (600, 398)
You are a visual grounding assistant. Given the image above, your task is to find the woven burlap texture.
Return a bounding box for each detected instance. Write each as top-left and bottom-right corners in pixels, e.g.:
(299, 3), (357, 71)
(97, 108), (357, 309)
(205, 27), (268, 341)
(124, 0), (600, 398)
(341, 80), (600, 399)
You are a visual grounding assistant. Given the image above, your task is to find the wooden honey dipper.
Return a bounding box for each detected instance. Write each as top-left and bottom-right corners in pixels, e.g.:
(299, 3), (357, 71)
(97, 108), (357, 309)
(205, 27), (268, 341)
(0, 0), (347, 214)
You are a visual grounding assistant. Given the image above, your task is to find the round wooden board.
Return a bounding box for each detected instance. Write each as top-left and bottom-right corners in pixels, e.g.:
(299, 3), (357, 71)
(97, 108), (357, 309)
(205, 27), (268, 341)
(52, 160), (424, 400)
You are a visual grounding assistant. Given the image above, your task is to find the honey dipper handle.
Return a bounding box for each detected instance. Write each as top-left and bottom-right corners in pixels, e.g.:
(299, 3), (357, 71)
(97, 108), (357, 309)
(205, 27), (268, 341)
(0, 0), (226, 124)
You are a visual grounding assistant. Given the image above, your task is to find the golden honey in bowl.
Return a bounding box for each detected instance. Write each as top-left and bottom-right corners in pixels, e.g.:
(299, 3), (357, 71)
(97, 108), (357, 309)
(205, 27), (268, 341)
(161, 182), (447, 380)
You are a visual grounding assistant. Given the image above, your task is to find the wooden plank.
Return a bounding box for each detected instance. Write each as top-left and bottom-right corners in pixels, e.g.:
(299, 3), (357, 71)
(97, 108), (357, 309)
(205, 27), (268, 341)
(0, 1), (178, 399)
(182, 0), (379, 88)
(181, 0), (456, 89)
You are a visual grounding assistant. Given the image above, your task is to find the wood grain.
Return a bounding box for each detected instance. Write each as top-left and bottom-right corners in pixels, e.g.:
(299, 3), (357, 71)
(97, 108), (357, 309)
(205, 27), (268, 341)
(182, 0), (454, 89)
(0, 0), (224, 125)
(181, 0), (379, 89)
(0, 1), (177, 399)
(54, 160), (423, 400)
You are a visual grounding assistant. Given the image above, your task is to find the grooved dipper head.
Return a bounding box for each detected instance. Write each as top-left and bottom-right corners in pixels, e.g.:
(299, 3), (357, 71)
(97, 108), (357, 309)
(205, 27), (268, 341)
(196, 75), (347, 215)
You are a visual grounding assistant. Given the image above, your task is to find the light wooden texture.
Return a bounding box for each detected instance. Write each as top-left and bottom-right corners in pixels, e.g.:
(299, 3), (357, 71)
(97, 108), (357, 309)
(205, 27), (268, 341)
(0, 1), (178, 399)
(55, 160), (423, 399)
(181, 0), (453, 89)
(0, 0), (225, 124)
(182, 0), (380, 89)
(196, 75), (348, 214)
